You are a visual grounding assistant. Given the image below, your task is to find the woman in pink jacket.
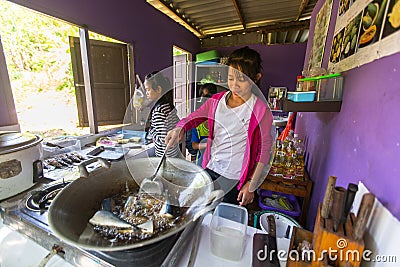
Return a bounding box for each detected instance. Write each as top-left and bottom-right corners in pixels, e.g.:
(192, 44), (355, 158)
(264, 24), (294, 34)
(165, 47), (274, 206)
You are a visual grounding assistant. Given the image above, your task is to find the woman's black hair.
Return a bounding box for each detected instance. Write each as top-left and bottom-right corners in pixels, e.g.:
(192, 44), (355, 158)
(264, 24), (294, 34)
(145, 70), (174, 108)
(226, 46), (262, 87)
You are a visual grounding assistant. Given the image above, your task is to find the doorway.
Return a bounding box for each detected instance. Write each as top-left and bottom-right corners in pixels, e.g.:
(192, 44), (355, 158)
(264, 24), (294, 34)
(173, 46), (192, 119)
(173, 46), (193, 160)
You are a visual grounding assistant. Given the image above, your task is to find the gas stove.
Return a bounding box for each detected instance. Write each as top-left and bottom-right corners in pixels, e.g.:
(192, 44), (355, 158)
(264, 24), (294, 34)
(0, 177), (180, 267)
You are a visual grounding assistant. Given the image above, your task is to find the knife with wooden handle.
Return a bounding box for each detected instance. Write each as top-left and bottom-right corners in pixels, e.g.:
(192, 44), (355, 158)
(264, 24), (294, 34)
(266, 215), (279, 266)
(329, 186), (346, 231)
(353, 193), (375, 241)
(321, 176), (337, 219)
(252, 216), (280, 267)
(341, 183), (358, 224)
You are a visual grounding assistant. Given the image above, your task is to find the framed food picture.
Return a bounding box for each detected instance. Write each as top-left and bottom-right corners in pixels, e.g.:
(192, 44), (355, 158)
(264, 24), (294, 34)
(358, 0), (388, 48)
(341, 12), (362, 59)
(382, 0), (400, 38)
(329, 0), (399, 73)
(330, 29), (345, 63)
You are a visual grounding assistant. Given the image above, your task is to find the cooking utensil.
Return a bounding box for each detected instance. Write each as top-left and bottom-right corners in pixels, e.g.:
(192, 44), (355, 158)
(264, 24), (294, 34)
(0, 132), (43, 200)
(321, 175), (337, 219)
(44, 141), (65, 149)
(252, 217), (279, 267)
(139, 147), (167, 195)
(353, 193), (375, 240)
(48, 157), (223, 251)
(266, 215), (279, 265)
(285, 225), (291, 239)
(329, 186), (346, 232)
(341, 183), (358, 223)
(0, 131), (37, 151)
(86, 146), (105, 156)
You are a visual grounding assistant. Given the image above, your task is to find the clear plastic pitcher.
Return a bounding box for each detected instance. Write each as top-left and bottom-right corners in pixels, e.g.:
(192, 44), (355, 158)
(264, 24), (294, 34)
(210, 203), (248, 261)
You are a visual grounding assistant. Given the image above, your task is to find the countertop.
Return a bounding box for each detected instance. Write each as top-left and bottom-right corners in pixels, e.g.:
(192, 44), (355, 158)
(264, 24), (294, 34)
(44, 143), (155, 180)
(175, 213), (291, 267)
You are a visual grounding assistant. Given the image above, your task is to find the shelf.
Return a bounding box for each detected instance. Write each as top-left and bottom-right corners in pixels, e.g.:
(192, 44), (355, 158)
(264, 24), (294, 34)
(196, 81), (227, 86)
(282, 98), (342, 112)
(260, 171), (313, 226)
(195, 63), (226, 67)
(194, 64), (228, 104)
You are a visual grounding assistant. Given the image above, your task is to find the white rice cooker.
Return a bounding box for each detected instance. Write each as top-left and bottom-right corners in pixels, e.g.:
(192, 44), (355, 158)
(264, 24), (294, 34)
(0, 131), (43, 200)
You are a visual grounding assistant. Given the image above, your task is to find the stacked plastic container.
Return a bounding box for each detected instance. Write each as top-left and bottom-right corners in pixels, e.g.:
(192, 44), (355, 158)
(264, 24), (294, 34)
(257, 189), (301, 220)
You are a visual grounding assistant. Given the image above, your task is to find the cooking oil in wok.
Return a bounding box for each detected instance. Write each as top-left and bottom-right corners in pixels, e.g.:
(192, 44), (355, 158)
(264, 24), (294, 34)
(90, 191), (184, 242)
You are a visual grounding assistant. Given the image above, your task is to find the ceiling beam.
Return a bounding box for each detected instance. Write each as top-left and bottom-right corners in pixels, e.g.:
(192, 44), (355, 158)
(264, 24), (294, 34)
(151, 0), (204, 37)
(231, 0), (246, 29)
(296, 0), (310, 21)
(202, 20), (310, 39)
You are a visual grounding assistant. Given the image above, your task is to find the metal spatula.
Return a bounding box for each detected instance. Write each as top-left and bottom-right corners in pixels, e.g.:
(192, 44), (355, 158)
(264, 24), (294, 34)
(139, 148), (167, 195)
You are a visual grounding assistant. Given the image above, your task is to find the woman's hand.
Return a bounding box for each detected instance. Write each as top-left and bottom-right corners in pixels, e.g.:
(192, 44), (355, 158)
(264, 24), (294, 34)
(165, 127), (184, 147)
(237, 181), (254, 206)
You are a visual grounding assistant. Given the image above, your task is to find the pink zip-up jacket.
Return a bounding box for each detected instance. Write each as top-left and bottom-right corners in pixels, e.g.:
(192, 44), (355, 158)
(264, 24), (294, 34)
(177, 91), (273, 190)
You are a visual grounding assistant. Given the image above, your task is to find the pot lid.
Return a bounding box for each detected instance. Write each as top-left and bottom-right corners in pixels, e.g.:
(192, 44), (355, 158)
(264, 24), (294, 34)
(0, 131), (38, 150)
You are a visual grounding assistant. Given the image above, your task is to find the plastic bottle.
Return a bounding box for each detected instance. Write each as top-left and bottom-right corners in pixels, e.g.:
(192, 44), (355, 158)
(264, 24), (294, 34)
(132, 84), (145, 109)
(296, 76), (304, 92)
(294, 139), (306, 178)
(284, 130), (295, 145)
(270, 140), (283, 176)
(133, 74), (145, 110)
(293, 133), (299, 149)
(284, 141), (296, 179)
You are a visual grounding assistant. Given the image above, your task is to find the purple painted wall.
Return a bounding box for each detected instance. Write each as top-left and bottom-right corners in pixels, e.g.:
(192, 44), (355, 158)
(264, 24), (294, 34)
(298, 0), (400, 229)
(8, 0), (201, 78)
(217, 44), (307, 95)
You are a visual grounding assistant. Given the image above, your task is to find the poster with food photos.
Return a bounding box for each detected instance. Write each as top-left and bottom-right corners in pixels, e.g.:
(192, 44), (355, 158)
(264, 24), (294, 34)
(328, 0), (400, 72)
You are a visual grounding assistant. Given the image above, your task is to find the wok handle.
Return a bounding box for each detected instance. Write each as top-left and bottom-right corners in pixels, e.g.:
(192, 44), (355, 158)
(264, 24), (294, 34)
(192, 189), (224, 221)
(78, 157), (111, 178)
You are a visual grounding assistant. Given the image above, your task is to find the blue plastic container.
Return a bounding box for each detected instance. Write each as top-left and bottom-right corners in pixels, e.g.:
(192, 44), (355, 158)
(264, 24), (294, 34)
(287, 91), (316, 102)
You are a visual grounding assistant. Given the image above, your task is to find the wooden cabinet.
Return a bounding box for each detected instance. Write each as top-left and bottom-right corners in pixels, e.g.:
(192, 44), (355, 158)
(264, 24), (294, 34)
(259, 171), (313, 227)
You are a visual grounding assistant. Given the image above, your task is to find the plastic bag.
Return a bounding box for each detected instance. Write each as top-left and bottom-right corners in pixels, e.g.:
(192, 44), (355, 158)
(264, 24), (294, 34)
(132, 74), (145, 110)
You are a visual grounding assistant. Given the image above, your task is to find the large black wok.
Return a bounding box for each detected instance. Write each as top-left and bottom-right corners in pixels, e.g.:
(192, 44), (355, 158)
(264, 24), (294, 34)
(48, 157), (222, 251)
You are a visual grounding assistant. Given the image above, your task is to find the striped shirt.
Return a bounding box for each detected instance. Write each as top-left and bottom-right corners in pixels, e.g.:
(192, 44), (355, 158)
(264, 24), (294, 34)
(148, 102), (180, 157)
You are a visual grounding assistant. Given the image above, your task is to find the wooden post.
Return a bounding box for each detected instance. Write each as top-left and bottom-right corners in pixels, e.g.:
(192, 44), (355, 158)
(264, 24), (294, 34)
(79, 27), (98, 134)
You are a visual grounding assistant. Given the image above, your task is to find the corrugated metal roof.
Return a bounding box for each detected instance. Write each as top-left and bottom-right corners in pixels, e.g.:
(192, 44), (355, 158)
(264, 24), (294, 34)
(147, 0), (317, 47)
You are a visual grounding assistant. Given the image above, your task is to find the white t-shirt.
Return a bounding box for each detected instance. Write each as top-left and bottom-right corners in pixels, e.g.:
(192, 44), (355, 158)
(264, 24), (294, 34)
(207, 92), (256, 180)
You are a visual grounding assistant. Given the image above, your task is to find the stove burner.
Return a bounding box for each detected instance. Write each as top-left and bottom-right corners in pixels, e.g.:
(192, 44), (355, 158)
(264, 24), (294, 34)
(3, 180), (185, 267)
(26, 182), (71, 212)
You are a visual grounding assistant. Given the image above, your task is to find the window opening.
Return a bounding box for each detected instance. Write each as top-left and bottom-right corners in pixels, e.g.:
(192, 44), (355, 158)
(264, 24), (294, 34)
(0, 0), (130, 138)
